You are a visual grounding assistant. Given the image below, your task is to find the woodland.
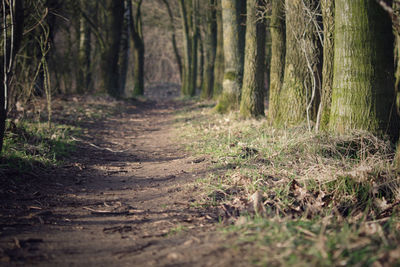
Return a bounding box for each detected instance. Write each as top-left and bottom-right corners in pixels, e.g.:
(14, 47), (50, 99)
(1, 0), (400, 266)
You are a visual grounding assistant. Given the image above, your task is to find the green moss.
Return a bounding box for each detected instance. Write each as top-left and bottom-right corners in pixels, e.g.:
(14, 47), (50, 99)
(329, 0), (396, 137)
(224, 71), (237, 81)
(215, 92), (239, 113)
(319, 106), (331, 131)
(213, 83), (223, 99)
(275, 0), (318, 126)
(269, 0), (286, 122)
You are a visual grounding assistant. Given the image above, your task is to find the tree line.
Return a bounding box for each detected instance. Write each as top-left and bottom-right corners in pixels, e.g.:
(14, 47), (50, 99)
(1, 0), (400, 156)
(198, 0), (400, 156)
(1, 0), (146, 153)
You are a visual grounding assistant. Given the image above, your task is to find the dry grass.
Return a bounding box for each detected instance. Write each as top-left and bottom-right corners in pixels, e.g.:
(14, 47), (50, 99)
(176, 101), (400, 266)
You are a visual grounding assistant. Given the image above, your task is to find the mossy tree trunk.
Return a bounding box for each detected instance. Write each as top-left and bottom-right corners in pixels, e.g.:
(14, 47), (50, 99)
(276, 0), (320, 126)
(268, 0), (285, 121)
(329, 0), (398, 137)
(317, 0), (334, 130)
(198, 32), (204, 91)
(179, 0), (199, 97)
(128, 0), (144, 96)
(213, 0), (224, 98)
(201, 0), (217, 99)
(100, 0), (124, 98)
(216, 0), (246, 113)
(239, 0), (266, 118)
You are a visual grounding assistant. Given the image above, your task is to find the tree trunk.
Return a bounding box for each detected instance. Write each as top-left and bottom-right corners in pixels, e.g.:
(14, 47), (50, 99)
(268, 0), (285, 121)
(329, 0), (398, 137)
(100, 0), (124, 98)
(128, 0), (144, 96)
(197, 18), (203, 92)
(201, 0), (217, 99)
(189, 0), (199, 96)
(77, 1), (92, 94)
(162, 0), (182, 80)
(119, 0), (130, 96)
(239, 0), (266, 118)
(394, 1), (400, 120)
(179, 0), (191, 96)
(0, 0), (24, 154)
(215, 0), (246, 113)
(317, 0), (334, 130)
(276, 0), (320, 126)
(213, 0), (224, 98)
(179, 0), (198, 97)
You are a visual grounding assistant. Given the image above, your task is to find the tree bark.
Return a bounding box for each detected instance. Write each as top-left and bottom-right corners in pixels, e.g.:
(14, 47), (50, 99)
(100, 0), (124, 98)
(77, 1), (92, 94)
(119, 0), (130, 96)
(198, 28), (204, 91)
(215, 0), (246, 113)
(179, 0), (199, 97)
(276, 0), (320, 125)
(213, 0), (224, 98)
(128, 0), (144, 96)
(239, 0), (266, 118)
(201, 0), (217, 99)
(162, 0), (182, 80)
(268, 0), (285, 121)
(329, 0), (398, 137)
(317, 0), (334, 130)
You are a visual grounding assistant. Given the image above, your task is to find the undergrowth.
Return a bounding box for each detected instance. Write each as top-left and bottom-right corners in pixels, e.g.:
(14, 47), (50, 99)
(1, 95), (123, 178)
(176, 101), (400, 266)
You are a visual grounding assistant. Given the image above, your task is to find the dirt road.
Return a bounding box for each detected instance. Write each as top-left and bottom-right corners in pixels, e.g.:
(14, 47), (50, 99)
(0, 90), (248, 266)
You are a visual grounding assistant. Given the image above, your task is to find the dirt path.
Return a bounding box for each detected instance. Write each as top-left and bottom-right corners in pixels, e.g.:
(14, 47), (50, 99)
(0, 94), (247, 266)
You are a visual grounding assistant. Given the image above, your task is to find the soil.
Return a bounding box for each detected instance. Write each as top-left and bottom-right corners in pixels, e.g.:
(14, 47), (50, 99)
(0, 85), (248, 267)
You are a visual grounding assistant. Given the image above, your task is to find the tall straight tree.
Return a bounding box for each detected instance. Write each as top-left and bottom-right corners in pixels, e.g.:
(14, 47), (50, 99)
(77, 1), (92, 94)
(215, 0), (246, 113)
(317, 0), (334, 130)
(201, 0), (217, 99)
(268, 0), (285, 121)
(179, 0), (199, 97)
(100, 0), (124, 98)
(128, 0), (144, 96)
(162, 0), (182, 79)
(329, 0), (398, 137)
(119, 0), (130, 96)
(213, 0), (224, 97)
(239, 0), (266, 117)
(276, 0), (320, 125)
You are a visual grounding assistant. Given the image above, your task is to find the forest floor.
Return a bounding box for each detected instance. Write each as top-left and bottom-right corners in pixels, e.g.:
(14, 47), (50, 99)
(0, 84), (250, 266)
(1, 84), (400, 266)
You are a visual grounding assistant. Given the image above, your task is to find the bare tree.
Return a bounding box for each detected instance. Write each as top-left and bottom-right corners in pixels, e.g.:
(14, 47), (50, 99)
(0, 0), (24, 153)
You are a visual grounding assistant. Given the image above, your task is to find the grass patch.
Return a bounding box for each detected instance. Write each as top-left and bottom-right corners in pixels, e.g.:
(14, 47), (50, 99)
(175, 101), (400, 266)
(2, 120), (79, 173)
(2, 95), (125, 177)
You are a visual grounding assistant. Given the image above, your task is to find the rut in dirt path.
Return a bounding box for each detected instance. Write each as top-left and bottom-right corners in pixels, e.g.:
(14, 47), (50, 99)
(0, 98), (247, 267)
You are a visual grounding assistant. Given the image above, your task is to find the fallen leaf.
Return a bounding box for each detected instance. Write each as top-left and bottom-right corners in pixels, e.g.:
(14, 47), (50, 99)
(250, 191), (266, 217)
(375, 197), (390, 212)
